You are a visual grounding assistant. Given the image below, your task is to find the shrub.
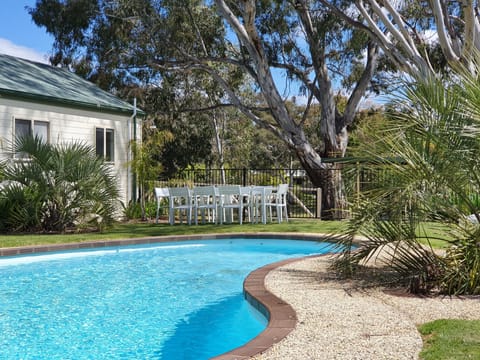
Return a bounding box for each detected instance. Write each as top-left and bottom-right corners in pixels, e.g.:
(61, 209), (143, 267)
(0, 136), (120, 233)
(335, 67), (480, 295)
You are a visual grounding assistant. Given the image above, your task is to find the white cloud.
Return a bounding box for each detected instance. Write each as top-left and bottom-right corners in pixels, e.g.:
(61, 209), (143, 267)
(0, 38), (49, 64)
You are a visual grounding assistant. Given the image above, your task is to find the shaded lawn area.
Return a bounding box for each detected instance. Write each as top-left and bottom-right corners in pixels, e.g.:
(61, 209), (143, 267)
(419, 319), (480, 359)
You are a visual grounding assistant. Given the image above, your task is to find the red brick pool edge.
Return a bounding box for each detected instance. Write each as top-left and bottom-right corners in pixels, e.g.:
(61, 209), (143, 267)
(211, 256), (306, 360)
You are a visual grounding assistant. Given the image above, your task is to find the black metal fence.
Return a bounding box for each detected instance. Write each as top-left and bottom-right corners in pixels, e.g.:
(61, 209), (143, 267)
(154, 165), (385, 219)
(150, 160), (480, 219)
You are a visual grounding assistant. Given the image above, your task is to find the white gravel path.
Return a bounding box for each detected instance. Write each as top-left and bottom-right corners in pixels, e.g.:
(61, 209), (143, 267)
(254, 255), (479, 360)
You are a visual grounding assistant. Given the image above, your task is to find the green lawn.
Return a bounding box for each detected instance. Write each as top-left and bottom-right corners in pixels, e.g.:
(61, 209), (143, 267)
(416, 222), (455, 249)
(419, 319), (480, 359)
(0, 219), (348, 249)
(0, 219), (454, 249)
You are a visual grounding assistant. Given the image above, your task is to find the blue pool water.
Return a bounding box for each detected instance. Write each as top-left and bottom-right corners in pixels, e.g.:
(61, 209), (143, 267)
(0, 238), (336, 359)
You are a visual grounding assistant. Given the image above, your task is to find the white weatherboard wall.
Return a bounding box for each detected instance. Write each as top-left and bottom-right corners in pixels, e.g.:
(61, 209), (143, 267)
(0, 98), (140, 210)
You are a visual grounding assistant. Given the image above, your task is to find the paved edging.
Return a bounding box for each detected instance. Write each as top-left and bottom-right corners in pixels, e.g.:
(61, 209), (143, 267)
(211, 256), (312, 359)
(0, 232), (334, 257)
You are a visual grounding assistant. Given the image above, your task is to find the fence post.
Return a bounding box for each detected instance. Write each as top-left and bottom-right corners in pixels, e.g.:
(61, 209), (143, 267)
(316, 187), (322, 219)
(356, 162), (361, 203)
(242, 168), (247, 186)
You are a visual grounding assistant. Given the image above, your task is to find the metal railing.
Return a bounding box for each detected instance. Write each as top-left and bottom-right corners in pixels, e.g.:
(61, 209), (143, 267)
(154, 164), (387, 219)
(150, 159), (480, 219)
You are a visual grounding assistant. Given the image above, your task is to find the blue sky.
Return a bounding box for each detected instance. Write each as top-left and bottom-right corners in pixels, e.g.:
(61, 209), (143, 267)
(0, 0), (53, 63)
(0, 0), (381, 108)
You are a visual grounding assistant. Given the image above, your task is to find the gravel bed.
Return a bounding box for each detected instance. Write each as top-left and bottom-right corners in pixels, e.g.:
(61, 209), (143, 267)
(254, 255), (479, 360)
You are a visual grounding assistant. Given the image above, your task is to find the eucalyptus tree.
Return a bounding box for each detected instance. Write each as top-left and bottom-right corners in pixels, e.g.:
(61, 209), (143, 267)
(321, 0), (480, 77)
(29, 0), (227, 177)
(29, 0), (380, 218)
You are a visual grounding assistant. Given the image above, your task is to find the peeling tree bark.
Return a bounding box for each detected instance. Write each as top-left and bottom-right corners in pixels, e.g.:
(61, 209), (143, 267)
(211, 0), (379, 218)
(354, 0), (480, 75)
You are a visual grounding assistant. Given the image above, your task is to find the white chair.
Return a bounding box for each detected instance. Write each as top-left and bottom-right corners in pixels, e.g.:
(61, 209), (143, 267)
(240, 186), (253, 223)
(167, 187), (193, 225)
(265, 184), (289, 223)
(250, 186), (274, 224)
(154, 187), (170, 224)
(217, 185), (245, 224)
(193, 186), (218, 225)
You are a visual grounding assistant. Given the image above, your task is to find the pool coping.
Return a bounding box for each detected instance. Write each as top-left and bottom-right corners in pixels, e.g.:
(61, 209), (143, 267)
(0, 232), (336, 359)
(211, 254), (324, 360)
(0, 232), (335, 257)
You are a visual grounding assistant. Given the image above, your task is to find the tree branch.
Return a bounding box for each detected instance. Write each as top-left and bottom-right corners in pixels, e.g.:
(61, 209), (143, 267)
(190, 62), (293, 145)
(158, 102), (270, 114)
(354, 1), (411, 72)
(343, 41), (378, 125)
(430, 0), (461, 63)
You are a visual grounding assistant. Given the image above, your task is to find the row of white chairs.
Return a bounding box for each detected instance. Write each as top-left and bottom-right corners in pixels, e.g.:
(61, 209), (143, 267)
(155, 184), (289, 225)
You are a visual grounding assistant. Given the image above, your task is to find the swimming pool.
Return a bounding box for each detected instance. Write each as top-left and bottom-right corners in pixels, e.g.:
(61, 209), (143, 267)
(0, 237), (336, 359)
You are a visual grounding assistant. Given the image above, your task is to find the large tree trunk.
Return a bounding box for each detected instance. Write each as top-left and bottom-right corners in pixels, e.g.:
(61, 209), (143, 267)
(294, 126), (348, 220)
(316, 164), (347, 220)
(214, 0), (377, 220)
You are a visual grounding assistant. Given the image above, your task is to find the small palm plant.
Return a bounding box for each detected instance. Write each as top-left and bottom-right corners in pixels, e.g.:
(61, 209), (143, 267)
(0, 135), (120, 233)
(335, 67), (480, 295)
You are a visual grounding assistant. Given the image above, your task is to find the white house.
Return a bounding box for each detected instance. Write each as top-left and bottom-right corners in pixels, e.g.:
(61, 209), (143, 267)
(0, 54), (144, 208)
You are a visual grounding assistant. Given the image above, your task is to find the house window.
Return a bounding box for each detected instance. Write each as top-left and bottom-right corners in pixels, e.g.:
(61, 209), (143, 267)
(96, 127), (114, 162)
(15, 119), (49, 142)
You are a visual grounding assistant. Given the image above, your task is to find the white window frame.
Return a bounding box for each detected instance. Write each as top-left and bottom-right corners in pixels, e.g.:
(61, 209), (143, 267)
(13, 118), (50, 143)
(13, 118), (50, 159)
(95, 127), (115, 162)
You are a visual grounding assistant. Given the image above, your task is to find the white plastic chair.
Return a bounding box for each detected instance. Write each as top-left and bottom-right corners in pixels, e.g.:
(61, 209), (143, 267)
(167, 187), (193, 225)
(240, 186), (253, 223)
(154, 187), (170, 224)
(250, 186), (275, 224)
(265, 184), (289, 223)
(193, 186), (218, 225)
(217, 185), (245, 224)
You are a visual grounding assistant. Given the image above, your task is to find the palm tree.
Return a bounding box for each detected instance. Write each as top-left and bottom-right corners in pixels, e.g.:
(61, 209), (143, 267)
(0, 136), (120, 233)
(334, 67), (480, 295)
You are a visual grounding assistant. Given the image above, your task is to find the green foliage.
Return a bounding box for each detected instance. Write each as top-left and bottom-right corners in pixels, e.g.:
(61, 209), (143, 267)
(158, 111), (214, 175)
(28, 0), (98, 66)
(419, 319), (480, 359)
(442, 231), (480, 295)
(0, 136), (120, 233)
(335, 63), (480, 295)
(123, 200), (157, 220)
(129, 125), (173, 219)
(27, 0), (375, 169)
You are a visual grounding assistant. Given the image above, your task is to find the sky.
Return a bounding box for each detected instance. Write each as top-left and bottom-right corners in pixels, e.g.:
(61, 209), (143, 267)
(0, 0), (382, 108)
(0, 0), (53, 63)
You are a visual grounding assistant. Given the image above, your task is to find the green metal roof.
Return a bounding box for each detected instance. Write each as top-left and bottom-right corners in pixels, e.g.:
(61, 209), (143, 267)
(0, 54), (143, 116)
